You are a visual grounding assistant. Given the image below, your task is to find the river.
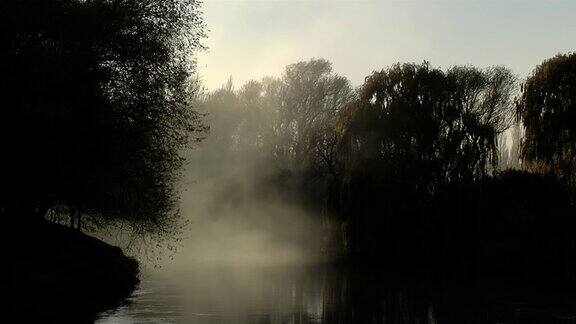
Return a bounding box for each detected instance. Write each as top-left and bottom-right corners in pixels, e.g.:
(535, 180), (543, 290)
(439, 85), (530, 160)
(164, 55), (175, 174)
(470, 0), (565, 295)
(96, 146), (576, 323)
(95, 261), (576, 324)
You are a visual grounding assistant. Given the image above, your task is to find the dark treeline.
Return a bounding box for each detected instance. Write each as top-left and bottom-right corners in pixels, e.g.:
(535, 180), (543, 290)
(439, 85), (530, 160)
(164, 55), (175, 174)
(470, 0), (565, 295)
(201, 54), (576, 279)
(1, 0), (206, 242)
(3, 0), (206, 320)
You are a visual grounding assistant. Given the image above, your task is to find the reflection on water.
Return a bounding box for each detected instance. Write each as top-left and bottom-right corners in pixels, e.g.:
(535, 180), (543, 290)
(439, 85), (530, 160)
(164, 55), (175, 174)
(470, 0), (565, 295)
(96, 264), (576, 324)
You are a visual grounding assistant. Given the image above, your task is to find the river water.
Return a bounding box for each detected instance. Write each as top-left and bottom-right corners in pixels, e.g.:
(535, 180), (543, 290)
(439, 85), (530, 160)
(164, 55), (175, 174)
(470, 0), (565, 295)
(95, 262), (576, 324)
(95, 146), (576, 323)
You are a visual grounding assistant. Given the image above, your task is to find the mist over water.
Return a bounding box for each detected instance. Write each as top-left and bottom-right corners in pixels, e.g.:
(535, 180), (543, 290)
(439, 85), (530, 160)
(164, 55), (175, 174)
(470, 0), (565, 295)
(94, 79), (576, 324)
(6, 1), (576, 323)
(168, 143), (325, 271)
(97, 138), (576, 323)
(96, 129), (331, 323)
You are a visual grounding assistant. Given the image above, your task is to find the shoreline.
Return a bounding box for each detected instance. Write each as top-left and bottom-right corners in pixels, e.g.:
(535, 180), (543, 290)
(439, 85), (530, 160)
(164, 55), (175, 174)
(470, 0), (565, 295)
(8, 221), (139, 323)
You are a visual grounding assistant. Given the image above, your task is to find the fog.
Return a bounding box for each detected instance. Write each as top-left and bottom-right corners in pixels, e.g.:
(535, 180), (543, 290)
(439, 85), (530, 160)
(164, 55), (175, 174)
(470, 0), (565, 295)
(145, 110), (325, 274)
(97, 109), (332, 322)
(8, 1), (576, 322)
(169, 143), (324, 270)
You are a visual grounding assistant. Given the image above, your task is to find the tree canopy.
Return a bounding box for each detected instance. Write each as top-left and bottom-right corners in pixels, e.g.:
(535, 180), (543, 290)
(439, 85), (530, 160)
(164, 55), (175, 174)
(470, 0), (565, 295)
(334, 62), (517, 255)
(517, 53), (576, 182)
(0, 0), (206, 234)
(273, 59), (356, 176)
(197, 59), (355, 179)
(337, 62), (516, 194)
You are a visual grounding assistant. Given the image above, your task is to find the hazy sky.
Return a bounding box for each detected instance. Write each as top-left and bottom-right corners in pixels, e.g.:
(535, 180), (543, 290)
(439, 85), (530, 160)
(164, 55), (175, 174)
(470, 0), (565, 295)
(196, 0), (575, 90)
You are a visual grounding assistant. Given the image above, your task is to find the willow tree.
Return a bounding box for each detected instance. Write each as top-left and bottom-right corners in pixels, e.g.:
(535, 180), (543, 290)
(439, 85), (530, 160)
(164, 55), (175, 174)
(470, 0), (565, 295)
(339, 63), (516, 191)
(517, 53), (576, 182)
(0, 0), (206, 236)
(335, 62), (516, 255)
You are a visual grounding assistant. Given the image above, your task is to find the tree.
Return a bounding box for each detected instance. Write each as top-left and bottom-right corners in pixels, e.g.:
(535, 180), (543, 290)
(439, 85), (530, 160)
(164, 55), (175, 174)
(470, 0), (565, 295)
(339, 63), (516, 190)
(198, 59), (355, 179)
(335, 62), (516, 255)
(201, 78), (242, 153)
(235, 77), (283, 155)
(517, 53), (576, 182)
(273, 58), (356, 176)
(0, 0), (206, 236)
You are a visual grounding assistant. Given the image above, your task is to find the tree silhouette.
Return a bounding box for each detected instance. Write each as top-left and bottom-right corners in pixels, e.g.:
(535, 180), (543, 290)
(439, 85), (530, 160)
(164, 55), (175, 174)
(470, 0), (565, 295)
(517, 53), (576, 182)
(0, 0), (206, 236)
(273, 59), (356, 177)
(198, 59), (355, 180)
(339, 63), (516, 191)
(335, 62), (516, 256)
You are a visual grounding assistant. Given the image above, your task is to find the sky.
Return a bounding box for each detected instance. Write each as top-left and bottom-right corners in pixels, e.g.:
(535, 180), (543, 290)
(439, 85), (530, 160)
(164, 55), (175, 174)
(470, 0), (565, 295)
(196, 0), (576, 90)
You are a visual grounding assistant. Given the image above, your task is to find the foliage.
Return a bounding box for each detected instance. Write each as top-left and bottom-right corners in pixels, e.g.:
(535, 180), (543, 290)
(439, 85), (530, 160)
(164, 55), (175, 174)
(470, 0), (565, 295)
(198, 59), (355, 180)
(338, 62), (516, 194)
(517, 53), (576, 181)
(273, 59), (356, 177)
(433, 170), (576, 278)
(0, 0), (206, 236)
(334, 62), (517, 255)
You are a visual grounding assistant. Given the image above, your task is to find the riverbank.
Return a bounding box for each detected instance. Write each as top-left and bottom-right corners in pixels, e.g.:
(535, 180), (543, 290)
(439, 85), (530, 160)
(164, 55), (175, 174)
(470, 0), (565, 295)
(8, 220), (139, 323)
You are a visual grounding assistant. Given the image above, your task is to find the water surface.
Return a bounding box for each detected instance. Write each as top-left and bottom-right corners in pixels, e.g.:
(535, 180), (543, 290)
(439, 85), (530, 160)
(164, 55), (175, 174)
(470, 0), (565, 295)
(96, 263), (576, 324)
